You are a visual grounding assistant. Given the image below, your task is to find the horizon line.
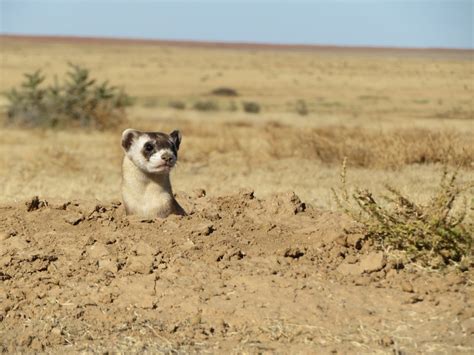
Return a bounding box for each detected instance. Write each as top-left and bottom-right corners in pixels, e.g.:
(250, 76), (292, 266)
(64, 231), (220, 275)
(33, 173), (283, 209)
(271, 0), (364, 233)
(1, 33), (473, 53)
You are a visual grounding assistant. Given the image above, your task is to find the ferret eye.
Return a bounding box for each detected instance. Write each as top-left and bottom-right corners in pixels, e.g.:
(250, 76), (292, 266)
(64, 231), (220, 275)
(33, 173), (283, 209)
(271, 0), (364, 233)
(144, 143), (154, 152)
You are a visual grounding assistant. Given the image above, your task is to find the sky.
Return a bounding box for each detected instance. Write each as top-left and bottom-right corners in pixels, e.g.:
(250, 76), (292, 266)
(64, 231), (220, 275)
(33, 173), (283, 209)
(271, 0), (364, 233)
(0, 0), (472, 49)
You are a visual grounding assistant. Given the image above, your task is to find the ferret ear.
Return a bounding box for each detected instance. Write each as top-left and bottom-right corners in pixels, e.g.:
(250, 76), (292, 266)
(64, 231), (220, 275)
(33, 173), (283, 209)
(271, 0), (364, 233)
(121, 128), (137, 151)
(170, 130), (182, 151)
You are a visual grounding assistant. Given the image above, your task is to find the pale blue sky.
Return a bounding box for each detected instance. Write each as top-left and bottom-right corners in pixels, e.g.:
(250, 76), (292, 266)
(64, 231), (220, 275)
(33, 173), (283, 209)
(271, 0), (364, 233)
(1, 1), (472, 49)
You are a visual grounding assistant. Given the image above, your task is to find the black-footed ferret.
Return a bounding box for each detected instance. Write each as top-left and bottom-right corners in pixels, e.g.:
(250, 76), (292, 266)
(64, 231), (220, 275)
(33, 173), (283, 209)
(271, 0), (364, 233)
(121, 128), (186, 218)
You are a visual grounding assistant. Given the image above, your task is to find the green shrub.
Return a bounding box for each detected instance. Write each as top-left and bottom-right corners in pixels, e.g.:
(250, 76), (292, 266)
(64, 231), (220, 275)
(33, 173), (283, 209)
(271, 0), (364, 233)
(242, 101), (260, 114)
(333, 159), (473, 269)
(168, 100), (186, 110)
(211, 87), (239, 97)
(295, 99), (309, 116)
(193, 100), (219, 111)
(4, 64), (133, 130)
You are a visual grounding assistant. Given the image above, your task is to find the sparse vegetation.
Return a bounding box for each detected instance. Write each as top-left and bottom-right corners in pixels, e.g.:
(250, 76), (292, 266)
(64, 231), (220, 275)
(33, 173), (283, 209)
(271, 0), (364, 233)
(142, 97), (160, 108)
(193, 100), (219, 111)
(168, 100), (186, 110)
(295, 99), (309, 116)
(242, 101), (261, 113)
(264, 125), (473, 169)
(4, 64), (132, 130)
(333, 159), (473, 269)
(211, 87), (239, 97)
(227, 101), (239, 112)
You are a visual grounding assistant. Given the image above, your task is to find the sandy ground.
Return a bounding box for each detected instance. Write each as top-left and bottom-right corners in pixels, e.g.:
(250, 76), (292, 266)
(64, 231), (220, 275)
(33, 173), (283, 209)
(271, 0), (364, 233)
(1, 192), (473, 353)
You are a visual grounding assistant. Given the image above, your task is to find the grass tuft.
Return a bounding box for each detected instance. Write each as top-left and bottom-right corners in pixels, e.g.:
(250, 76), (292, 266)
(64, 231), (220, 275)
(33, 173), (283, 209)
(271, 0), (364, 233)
(168, 100), (186, 110)
(295, 99), (309, 116)
(193, 100), (219, 111)
(242, 101), (261, 114)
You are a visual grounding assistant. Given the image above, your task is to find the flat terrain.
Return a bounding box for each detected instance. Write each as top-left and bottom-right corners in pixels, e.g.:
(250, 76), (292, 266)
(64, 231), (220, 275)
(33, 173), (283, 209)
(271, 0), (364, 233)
(0, 36), (473, 353)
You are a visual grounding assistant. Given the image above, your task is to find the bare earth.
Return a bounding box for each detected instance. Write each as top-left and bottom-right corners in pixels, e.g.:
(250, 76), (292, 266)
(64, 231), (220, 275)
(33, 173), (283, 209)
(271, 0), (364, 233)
(0, 36), (473, 353)
(1, 192), (473, 353)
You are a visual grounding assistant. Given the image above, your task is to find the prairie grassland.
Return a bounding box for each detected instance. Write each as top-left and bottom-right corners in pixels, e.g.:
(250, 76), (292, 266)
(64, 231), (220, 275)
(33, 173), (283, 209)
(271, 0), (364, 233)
(0, 36), (473, 210)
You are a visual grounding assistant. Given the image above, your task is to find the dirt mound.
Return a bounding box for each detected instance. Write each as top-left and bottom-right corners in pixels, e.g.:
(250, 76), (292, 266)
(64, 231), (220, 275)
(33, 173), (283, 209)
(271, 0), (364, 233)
(1, 192), (472, 353)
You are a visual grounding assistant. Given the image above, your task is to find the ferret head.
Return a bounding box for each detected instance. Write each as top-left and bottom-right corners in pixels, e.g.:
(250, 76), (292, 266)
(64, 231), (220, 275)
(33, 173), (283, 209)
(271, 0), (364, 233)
(121, 128), (182, 174)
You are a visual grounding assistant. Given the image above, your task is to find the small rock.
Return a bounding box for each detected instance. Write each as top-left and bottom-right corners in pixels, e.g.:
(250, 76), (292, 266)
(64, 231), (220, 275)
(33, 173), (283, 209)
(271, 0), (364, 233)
(379, 335), (394, 347)
(126, 255), (154, 274)
(30, 337), (44, 351)
(407, 295), (424, 304)
(239, 188), (255, 199)
(0, 232), (10, 241)
(283, 247), (305, 259)
(461, 318), (474, 335)
(0, 229), (17, 241)
(0, 272), (11, 281)
(446, 274), (465, 286)
(105, 236), (117, 245)
(181, 239), (195, 250)
(385, 269), (398, 279)
(335, 235), (347, 246)
(133, 241), (154, 256)
(193, 223), (214, 236)
(337, 263), (361, 275)
(360, 252), (386, 273)
(190, 313), (202, 326)
(111, 200), (121, 208)
(87, 243), (109, 259)
(344, 255), (359, 264)
(65, 213), (84, 225)
(98, 258), (118, 273)
(400, 280), (414, 293)
(51, 327), (62, 336)
(192, 188), (206, 198)
(354, 275), (371, 286)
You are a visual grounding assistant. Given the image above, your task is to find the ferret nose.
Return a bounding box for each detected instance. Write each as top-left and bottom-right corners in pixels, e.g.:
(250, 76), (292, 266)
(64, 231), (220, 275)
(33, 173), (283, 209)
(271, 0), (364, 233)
(161, 152), (173, 163)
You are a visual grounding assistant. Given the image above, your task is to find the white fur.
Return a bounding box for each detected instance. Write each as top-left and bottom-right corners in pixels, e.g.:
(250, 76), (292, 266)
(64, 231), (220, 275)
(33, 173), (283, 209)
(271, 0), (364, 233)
(126, 134), (149, 171)
(125, 135), (176, 174)
(149, 148), (176, 170)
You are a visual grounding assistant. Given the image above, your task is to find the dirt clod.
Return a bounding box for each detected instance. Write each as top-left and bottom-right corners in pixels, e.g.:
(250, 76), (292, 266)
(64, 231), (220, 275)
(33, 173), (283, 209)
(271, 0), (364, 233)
(360, 252), (386, 273)
(380, 335), (394, 347)
(400, 280), (414, 293)
(26, 196), (48, 211)
(65, 213), (85, 225)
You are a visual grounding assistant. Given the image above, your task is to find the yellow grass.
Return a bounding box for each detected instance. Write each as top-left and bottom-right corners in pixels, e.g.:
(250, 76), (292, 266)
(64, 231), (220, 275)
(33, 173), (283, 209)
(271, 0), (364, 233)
(0, 36), (473, 209)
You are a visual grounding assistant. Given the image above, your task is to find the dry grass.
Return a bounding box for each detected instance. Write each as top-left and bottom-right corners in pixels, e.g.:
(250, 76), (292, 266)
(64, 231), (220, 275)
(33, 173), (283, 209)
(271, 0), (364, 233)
(0, 36), (472, 213)
(1, 37), (472, 121)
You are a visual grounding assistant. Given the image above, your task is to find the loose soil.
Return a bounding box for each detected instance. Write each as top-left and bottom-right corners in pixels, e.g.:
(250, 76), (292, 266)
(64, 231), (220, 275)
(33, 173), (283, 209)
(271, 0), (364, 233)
(1, 191), (472, 353)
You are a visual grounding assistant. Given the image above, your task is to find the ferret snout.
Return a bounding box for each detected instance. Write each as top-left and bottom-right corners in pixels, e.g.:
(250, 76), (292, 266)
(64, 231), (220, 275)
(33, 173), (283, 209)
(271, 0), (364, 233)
(161, 151), (174, 164)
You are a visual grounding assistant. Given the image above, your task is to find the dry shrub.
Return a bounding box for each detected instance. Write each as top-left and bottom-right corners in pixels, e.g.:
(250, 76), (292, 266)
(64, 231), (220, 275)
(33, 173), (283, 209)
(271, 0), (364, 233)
(295, 99), (309, 116)
(264, 124), (473, 169)
(147, 120), (472, 169)
(242, 101), (261, 114)
(168, 100), (186, 110)
(333, 160), (473, 269)
(193, 100), (219, 111)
